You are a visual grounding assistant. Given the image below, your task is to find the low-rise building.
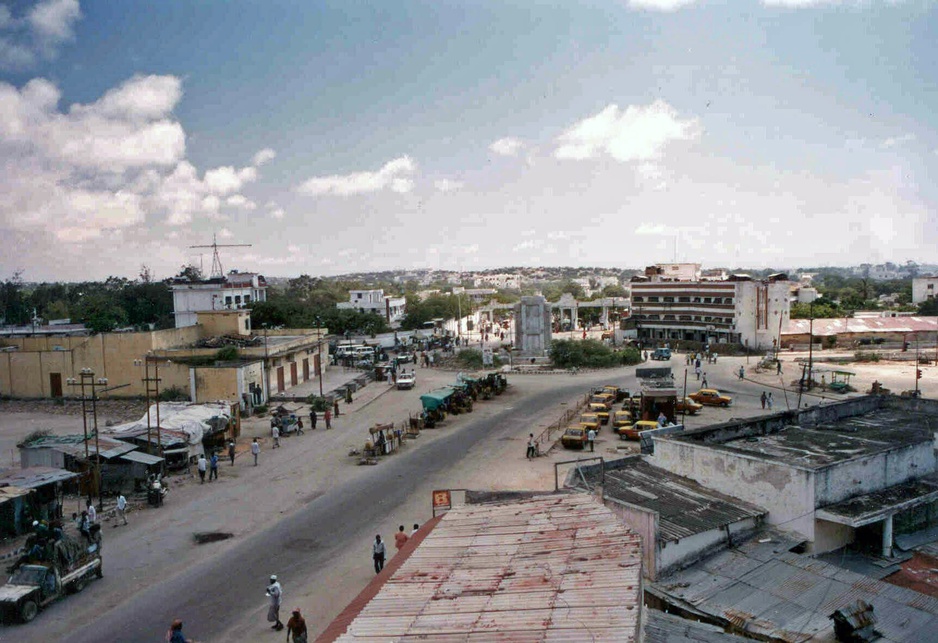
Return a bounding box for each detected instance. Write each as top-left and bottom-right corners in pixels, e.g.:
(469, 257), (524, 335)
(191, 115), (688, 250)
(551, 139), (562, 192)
(651, 396), (938, 556)
(336, 289), (406, 326)
(171, 271), (267, 328)
(913, 276), (938, 304)
(782, 316), (938, 347)
(472, 273), (523, 290)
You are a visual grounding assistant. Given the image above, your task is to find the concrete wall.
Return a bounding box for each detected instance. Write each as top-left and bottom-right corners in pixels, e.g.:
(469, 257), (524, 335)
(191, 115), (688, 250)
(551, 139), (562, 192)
(659, 516), (761, 575)
(734, 280), (790, 351)
(602, 496), (659, 581)
(191, 361), (265, 404)
(913, 277), (938, 304)
(652, 440), (816, 541)
(814, 443), (935, 507)
(814, 519), (855, 554)
(196, 311), (250, 337)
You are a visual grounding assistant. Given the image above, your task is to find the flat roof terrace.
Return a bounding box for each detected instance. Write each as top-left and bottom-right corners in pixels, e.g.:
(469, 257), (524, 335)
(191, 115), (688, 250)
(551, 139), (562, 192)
(666, 398), (937, 470)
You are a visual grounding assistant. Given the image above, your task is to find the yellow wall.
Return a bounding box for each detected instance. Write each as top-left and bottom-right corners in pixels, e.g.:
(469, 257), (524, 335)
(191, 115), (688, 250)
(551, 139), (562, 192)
(192, 361), (265, 403)
(196, 311), (250, 337)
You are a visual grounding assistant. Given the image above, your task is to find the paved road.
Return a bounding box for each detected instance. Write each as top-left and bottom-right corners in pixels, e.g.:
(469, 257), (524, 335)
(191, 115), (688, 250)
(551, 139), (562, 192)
(64, 376), (600, 643)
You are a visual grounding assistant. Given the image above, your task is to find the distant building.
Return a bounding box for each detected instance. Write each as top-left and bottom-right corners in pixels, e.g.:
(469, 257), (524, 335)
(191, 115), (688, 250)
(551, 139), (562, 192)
(642, 263), (702, 282)
(630, 273), (791, 350)
(452, 286), (497, 304)
(472, 273), (523, 290)
(171, 271), (267, 328)
(913, 276), (938, 304)
(793, 285), (819, 303)
(782, 315), (937, 347)
(336, 289), (406, 326)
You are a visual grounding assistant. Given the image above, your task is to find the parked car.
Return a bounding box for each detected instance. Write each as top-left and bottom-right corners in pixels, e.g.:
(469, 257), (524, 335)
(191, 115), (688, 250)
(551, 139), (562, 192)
(612, 410), (633, 428)
(587, 403), (610, 425)
(675, 397), (703, 415)
(618, 420), (659, 441)
(589, 393), (615, 409)
(561, 427), (589, 449)
(689, 389), (732, 407)
(651, 347), (671, 360)
(579, 413), (601, 433)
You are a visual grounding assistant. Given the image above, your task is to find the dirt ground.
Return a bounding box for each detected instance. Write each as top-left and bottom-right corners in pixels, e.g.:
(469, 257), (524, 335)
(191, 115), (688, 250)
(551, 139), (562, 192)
(885, 552), (938, 598)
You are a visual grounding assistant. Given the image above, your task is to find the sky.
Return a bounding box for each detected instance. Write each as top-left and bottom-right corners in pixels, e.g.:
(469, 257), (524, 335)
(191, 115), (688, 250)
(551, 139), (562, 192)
(1, 0), (936, 282)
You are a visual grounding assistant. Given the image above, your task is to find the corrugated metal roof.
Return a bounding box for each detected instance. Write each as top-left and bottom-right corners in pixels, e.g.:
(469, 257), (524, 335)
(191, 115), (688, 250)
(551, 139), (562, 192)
(580, 457), (766, 543)
(643, 609), (752, 642)
(324, 493), (644, 642)
(652, 531), (938, 642)
(19, 434), (137, 459)
(784, 316), (938, 337)
(118, 451), (165, 465)
(0, 466), (78, 489)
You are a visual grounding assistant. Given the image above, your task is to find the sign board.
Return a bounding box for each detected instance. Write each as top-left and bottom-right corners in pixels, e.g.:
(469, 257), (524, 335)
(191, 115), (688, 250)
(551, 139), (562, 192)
(432, 489), (452, 517)
(482, 348), (494, 367)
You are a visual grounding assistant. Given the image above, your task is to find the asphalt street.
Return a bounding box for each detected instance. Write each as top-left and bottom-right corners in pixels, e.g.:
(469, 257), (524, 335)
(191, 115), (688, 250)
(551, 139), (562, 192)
(63, 375), (606, 643)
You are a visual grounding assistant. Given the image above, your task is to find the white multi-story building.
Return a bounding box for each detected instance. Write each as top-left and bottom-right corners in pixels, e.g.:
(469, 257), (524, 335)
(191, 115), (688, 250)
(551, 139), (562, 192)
(630, 275), (790, 350)
(644, 263), (702, 282)
(337, 289), (406, 326)
(913, 276), (938, 304)
(171, 272), (267, 328)
(473, 273), (523, 290)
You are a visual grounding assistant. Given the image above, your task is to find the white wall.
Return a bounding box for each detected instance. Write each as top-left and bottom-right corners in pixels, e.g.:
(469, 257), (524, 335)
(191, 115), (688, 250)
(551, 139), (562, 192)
(734, 281), (790, 350)
(814, 519), (855, 554)
(652, 440), (816, 541)
(814, 444), (936, 507)
(659, 516), (761, 574)
(913, 277), (938, 304)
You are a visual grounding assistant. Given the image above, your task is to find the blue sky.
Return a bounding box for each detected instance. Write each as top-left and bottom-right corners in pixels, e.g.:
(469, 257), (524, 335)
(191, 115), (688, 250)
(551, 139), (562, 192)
(1, 0), (936, 281)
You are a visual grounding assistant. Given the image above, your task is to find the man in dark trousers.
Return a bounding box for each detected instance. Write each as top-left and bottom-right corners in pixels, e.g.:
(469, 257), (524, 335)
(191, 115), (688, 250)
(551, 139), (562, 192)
(227, 440), (236, 466)
(373, 535), (386, 573)
(309, 409), (317, 430)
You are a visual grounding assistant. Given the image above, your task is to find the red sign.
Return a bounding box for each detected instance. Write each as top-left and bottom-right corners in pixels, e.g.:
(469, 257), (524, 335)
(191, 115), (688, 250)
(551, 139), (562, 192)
(432, 489), (452, 516)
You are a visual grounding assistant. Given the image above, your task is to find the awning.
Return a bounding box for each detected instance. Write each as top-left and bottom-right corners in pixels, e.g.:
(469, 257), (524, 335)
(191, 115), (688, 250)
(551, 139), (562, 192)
(816, 476), (938, 527)
(119, 451), (165, 466)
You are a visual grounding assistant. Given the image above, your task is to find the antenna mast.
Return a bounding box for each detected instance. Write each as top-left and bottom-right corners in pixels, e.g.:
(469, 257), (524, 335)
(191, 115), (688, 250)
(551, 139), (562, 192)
(189, 234), (252, 279)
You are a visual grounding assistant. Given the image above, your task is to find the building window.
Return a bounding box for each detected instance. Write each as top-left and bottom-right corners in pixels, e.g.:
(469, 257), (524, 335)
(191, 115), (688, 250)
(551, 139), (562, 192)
(245, 295), (252, 304)
(235, 295), (242, 304)
(225, 296), (232, 305)
(678, 297), (690, 303)
(663, 296), (674, 303)
(703, 297), (712, 304)
(633, 296), (644, 303)
(648, 297), (660, 303)
(694, 316), (701, 321)
(693, 297), (701, 303)
(664, 315), (675, 320)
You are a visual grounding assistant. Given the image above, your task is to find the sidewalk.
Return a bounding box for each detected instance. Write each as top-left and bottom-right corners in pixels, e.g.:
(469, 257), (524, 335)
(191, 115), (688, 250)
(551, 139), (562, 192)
(270, 364), (381, 403)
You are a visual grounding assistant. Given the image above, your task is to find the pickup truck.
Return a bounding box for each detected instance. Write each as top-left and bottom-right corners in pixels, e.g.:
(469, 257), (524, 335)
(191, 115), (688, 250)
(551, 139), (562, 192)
(0, 536), (102, 623)
(396, 372), (416, 390)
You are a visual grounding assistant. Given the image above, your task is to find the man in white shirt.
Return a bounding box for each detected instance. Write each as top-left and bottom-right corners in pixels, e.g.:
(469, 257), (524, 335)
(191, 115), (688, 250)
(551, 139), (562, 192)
(251, 438), (260, 466)
(197, 454), (207, 483)
(272, 425), (280, 448)
(116, 494), (127, 525)
(86, 500), (96, 524)
(587, 428), (596, 452)
(266, 574), (283, 630)
(373, 535), (386, 574)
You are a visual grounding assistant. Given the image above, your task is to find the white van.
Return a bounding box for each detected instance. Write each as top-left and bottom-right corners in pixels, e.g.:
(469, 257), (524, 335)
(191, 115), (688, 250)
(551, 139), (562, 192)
(352, 346), (376, 357)
(335, 344), (365, 358)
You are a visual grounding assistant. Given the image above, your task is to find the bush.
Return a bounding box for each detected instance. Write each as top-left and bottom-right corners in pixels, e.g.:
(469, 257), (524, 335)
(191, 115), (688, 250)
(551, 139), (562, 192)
(216, 346), (240, 361)
(550, 340), (642, 368)
(159, 385), (189, 401)
(854, 351), (880, 362)
(305, 395), (331, 411)
(455, 349), (502, 370)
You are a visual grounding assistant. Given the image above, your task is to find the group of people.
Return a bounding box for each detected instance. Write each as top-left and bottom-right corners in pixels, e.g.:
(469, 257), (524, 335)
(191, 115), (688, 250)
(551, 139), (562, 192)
(760, 391), (775, 410)
(373, 523), (421, 573)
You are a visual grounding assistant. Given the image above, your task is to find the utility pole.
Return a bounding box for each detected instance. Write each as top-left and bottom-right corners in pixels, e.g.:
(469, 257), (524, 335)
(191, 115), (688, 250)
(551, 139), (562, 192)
(807, 300), (814, 391)
(135, 355), (164, 466)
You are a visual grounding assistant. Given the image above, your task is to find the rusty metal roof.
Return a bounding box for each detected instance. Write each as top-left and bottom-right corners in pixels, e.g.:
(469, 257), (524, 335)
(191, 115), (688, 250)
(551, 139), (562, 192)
(651, 531), (938, 642)
(784, 316), (938, 337)
(580, 457), (766, 543)
(0, 466), (78, 489)
(327, 493), (644, 642)
(643, 609), (752, 642)
(19, 434), (137, 460)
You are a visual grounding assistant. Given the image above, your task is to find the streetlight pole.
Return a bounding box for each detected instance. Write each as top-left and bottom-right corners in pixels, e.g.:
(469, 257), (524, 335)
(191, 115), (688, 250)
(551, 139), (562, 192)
(315, 316), (324, 399)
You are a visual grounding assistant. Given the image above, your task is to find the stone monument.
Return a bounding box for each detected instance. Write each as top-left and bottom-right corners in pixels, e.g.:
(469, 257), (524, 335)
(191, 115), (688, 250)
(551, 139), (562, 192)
(514, 296), (552, 356)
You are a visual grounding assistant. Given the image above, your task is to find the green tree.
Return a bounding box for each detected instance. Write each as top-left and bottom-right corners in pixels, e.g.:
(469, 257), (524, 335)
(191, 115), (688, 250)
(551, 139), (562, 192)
(0, 272), (30, 325)
(919, 298), (938, 316)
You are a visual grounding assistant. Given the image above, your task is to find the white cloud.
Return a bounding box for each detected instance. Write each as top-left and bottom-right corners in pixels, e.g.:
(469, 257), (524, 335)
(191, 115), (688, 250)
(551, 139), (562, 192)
(297, 156), (416, 196)
(489, 137), (523, 156)
(252, 148), (276, 166)
(555, 100), (701, 162)
(513, 239), (539, 251)
(521, 229), (536, 237)
(628, 0), (697, 11)
(434, 178), (464, 192)
(547, 231), (570, 240)
(762, 0), (843, 6)
(881, 133), (915, 149)
(226, 194), (257, 210)
(218, 228), (233, 239)
(0, 0), (81, 70)
(635, 223), (677, 235)
(268, 207), (285, 219)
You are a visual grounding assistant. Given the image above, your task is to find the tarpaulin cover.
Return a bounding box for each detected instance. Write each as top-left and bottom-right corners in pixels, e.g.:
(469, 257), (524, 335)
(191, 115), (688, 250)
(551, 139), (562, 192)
(107, 402), (231, 446)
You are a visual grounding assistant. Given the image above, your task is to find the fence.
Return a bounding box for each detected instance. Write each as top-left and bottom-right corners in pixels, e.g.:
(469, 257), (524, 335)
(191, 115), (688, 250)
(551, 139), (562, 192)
(533, 391), (593, 453)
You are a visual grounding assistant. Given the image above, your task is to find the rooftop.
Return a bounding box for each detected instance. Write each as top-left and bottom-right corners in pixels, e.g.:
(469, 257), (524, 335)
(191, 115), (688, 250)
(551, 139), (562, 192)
(650, 530), (938, 642)
(322, 493), (644, 642)
(18, 434), (137, 460)
(784, 316), (938, 336)
(643, 609), (751, 643)
(667, 400), (936, 470)
(580, 457), (766, 542)
(0, 466), (78, 489)
(817, 474), (938, 527)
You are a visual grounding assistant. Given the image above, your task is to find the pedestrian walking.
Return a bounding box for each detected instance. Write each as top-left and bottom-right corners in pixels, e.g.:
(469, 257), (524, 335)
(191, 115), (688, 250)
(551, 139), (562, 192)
(167, 619), (192, 643)
(767, 392), (774, 410)
(526, 433), (537, 459)
(702, 373), (708, 388)
(266, 575), (284, 630)
(760, 391), (767, 409)
(209, 452), (219, 481)
(373, 535), (386, 573)
(324, 408), (332, 430)
(776, 360), (782, 375)
(251, 438), (260, 466)
(395, 525), (409, 552)
(738, 366), (745, 380)
(286, 608), (308, 643)
(86, 500), (96, 524)
(296, 418), (304, 435)
(411, 523), (420, 537)
(272, 424), (281, 448)
(587, 428), (596, 452)
(228, 439), (236, 466)
(310, 410), (317, 430)
(695, 366), (701, 381)
(197, 454), (207, 483)
(116, 493), (128, 526)
(334, 400), (340, 417)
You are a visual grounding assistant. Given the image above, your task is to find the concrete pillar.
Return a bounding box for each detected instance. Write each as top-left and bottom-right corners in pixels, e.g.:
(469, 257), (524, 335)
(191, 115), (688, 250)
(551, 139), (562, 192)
(882, 514), (894, 558)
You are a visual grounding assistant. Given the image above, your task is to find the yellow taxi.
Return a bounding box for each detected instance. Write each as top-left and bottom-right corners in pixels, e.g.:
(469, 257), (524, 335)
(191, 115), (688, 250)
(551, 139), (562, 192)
(618, 420), (659, 441)
(588, 403), (611, 425)
(561, 426), (589, 449)
(689, 389), (732, 407)
(612, 409), (633, 428)
(579, 413), (601, 433)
